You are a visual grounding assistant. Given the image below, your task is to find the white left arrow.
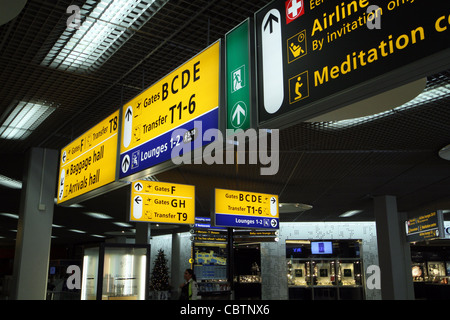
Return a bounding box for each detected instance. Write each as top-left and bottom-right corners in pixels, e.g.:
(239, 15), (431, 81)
(232, 104), (246, 126)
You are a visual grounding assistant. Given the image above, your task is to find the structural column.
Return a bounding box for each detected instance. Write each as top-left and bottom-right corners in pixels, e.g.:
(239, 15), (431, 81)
(171, 233), (181, 299)
(374, 195), (414, 300)
(135, 223), (151, 245)
(12, 148), (58, 300)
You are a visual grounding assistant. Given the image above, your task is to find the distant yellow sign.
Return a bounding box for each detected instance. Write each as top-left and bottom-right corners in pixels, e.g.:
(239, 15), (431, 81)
(57, 110), (119, 204)
(130, 180), (195, 224)
(214, 188), (279, 229)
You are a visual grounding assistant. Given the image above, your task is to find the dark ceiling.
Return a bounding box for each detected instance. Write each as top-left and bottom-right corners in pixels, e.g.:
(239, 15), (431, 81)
(1, 0), (450, 248)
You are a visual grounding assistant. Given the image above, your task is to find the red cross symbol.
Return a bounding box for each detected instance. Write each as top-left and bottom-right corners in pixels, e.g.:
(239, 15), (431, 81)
(285, 0), (304, 24)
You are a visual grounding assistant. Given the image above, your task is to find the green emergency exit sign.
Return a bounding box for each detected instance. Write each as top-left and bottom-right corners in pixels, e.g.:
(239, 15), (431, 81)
(225, 19), (254, 131)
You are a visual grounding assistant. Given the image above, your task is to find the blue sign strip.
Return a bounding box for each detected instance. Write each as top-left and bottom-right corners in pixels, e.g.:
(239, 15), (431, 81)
(215, 213), (279, 229)
(120, 107), (218, 178)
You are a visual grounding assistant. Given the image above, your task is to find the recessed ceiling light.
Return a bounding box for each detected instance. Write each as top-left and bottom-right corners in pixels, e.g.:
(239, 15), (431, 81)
(328, 83), (450, 129)
(0, 213), (19, 219)
(113, 222), (133, 228)
(84, 212), (113, 219)
(42, 0), (168, 72)
(91, 234), (106, 238)
(0, 102), (55, 140)
(0, 174), (22, 189)
(339, 210), (363, 218)
(52, 224), (65, 228)
(68, 229), (86, 234)
(278, 203), (313, 213)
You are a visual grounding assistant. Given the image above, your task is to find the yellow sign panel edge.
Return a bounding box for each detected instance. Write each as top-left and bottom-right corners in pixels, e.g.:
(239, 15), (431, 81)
(56, 109), (122, 205)
(214, 187), (279, 219)
(119, 40), (222, 154)
(129, 180), (196, 225)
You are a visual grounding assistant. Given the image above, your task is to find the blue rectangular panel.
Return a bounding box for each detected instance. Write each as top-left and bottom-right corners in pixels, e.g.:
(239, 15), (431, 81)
(120, 107), (218, 178)
(215, 213), (279, 229)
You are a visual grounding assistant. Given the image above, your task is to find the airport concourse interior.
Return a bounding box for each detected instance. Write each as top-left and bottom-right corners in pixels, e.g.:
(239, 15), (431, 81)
(1, 0), (450, 302)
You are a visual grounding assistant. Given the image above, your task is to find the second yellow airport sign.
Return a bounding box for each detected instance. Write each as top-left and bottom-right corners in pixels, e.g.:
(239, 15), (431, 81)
(130, 180), (195, 225)
(214, 188), (279, 229)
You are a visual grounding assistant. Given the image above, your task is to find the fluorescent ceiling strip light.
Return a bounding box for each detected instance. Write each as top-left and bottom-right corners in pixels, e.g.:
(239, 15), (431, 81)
(113, 222), (133, 227)
(91, 234), (106, 238)
(0, 213), (19, 219)
(42, 0), (166, 72)
(68, 229), (87, 234)
(339, 210), (363, 218)
(84, 212), (113, 219)
(327, 84), (450, 129)
(0, 174), (22, 189)
(0, 102), (55, 140)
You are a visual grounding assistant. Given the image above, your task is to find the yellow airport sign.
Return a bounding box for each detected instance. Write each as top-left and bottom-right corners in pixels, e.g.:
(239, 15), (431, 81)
(130, 180), (195, 224)
(214, 188), (279, 229)
(57, 110), (120, 204)
(119, 41), (221, 179)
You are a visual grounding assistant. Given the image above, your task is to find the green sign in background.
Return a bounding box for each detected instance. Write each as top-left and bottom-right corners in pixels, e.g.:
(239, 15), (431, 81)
(226, 19), (252, 131)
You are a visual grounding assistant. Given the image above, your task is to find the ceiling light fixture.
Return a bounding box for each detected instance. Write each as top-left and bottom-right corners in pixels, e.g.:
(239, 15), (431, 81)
(328, 83), (450, 129)
(339, 210), (363, 218)
(278, 203), (313, 213)
(0, 175), (22, 189)
(0, 213), (19, 219)
(0, 102), (56, 140)
(42, 0), (168, 72)
(439, 144), (450, 160)
(68, 229), (87, 234)
(91, 234), (106, 238)
(113, 222), (133, 228)
(84, 212), (113, 220)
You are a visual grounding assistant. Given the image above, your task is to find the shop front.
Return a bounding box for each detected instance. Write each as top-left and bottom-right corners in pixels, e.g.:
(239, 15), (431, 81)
(286, 240), (364, 300)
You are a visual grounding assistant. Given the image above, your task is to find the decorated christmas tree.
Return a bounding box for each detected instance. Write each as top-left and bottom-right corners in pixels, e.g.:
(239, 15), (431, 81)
(149, 249), (171, 293)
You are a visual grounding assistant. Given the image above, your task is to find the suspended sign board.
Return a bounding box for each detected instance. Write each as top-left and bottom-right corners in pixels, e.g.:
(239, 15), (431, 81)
(119, 41), (221, 181)
(225, 18), (255, 131)
(213, 188), (279, 229)
(406, 210), (444, 242)
(130, 180), (195, 225)
(255, 0), (450, 128)
(56, 110), (121, 205)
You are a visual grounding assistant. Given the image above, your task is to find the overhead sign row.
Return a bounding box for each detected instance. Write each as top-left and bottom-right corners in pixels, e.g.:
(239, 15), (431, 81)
(56, 41), (221, 206)
(129, 182), (279, 230)
(57, 0), (450, 212)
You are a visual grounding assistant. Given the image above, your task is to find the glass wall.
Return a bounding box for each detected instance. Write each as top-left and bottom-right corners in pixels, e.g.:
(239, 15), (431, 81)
(81, 244), (149, 300)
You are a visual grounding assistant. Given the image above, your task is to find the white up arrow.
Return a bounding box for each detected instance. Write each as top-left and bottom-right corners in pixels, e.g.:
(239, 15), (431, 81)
(232, 103), (246, 126)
